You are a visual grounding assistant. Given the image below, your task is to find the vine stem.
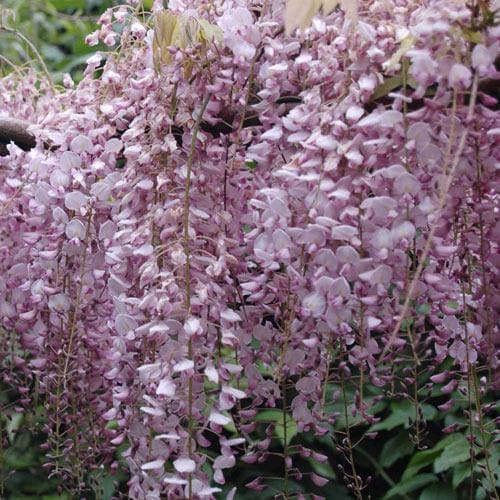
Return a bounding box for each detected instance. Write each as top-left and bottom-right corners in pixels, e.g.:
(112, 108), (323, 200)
(340, 374), (363, 500)
(0, 26), (52, 85)
(183, 93), (211, 500)
(0, 54), (25, 77)
(461, 284), (476, 500)
(282, 375), (289, 498)
(380, 73), (479, 359)
(462, 278), (499, 499)
(279, 285), (294, 498)
(472, 133), (494, 371)
(61, 208), (93, 388)
(49, 207), (92, 476)
(471, 366), (499, 500)
(224, 53), (257, 235)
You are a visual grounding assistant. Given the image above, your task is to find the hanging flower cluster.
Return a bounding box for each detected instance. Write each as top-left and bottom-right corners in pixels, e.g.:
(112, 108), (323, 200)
(0, 0), (498, 498)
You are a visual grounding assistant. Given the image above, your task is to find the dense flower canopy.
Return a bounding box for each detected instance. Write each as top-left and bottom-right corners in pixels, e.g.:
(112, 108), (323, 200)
(0, 0), (498, 498)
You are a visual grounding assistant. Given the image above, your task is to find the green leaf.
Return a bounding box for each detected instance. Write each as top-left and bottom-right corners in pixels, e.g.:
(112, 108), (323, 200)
(105, 420), (119, 430)
(198, 19), (224, 44)
(94, 474), (116, 500)
(462, 28), (482, 44)
(40, 44), (65, 63)
(4, 446), (36, 470)
(415, 303), (431, 315)
(475, 487), (487, 500)
(6, 412), (24, 443)
(115, 157), (126, 169)
(384, 474), (437, 499)
(255, 409), (298, 445)
(402, 449), (441, 480)
(371, 74), (417, 102)
(433, 434), (470, 473)
(245, 159), (257, 171)
(14, 430), (31, 451)
(402, 434), (458, 480)
(400, 318), (414, 331)
(308, 458), (336, 480)
(370, 400), (437, 432)
(419, 483), (455, 500)
(223, 418), (237, 434)
(4, 468), (61, 495)
(49, 0), (86, 9)
(383, 34), (416, 70)
(380, 430), (414, 467)
(327, 385), (386, 430)
(452, 461), (473, 489)
(18, 474), (61, 494)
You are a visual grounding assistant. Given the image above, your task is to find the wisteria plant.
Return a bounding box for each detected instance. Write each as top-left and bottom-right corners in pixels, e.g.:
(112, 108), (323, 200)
(0, 0), (499, 498)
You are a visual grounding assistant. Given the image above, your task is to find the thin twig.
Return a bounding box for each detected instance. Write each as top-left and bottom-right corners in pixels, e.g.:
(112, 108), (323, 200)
(0, 25), (53, 85)
(183, 93), (211, 500)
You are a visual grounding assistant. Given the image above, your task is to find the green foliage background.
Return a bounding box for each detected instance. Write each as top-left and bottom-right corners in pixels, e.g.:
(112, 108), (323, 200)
(2, 360), (498, 498)
(0, 0), (127, 82)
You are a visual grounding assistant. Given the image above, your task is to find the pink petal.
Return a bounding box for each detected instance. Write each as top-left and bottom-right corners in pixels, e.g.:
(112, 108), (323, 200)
(173, 457), (196, 473)
(141, 459), (165, 471)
